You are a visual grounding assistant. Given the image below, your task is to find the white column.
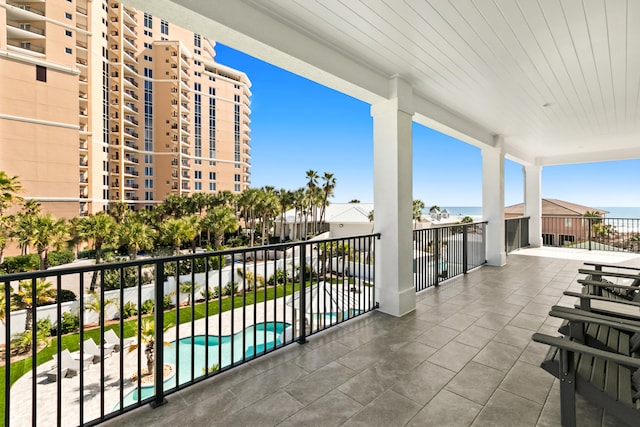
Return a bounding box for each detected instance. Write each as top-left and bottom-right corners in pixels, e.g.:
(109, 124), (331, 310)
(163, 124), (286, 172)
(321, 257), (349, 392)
(482, 139), (506, 266)
(372, 76), (415, 317)
(524, 164), (542, 247)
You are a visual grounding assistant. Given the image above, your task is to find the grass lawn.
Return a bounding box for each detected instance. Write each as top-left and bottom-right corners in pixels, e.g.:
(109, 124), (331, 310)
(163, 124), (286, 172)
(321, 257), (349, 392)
(0, 281), (298, 425)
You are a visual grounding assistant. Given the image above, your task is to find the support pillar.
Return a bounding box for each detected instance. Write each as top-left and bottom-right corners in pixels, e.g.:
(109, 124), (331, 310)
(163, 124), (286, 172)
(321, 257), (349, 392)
(482, 139), (506, 266)
(372, 76), (415, 317)
(524, 164), (542, 247)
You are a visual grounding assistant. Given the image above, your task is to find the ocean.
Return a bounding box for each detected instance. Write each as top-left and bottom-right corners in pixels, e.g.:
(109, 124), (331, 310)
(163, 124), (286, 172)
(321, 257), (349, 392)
(429, 206), (640, 220)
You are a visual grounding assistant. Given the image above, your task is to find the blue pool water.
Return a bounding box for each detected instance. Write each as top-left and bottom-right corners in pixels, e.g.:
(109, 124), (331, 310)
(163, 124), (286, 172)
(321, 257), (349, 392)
(118, 321), (289, 408)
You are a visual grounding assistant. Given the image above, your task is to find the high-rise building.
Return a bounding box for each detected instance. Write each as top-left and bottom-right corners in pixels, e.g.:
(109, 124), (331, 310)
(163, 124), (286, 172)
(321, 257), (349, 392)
(0, 0), (251, 218)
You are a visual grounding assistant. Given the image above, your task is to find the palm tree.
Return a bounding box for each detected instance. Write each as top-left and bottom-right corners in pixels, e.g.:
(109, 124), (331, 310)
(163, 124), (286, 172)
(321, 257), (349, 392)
(21, 199), (42, 217)
(277, 189), (294, 242)
(12, 279), (55, 331)
(159, 216), (199, 255)
(0, 283), (12, 326)
(305, 170), (319, 236)
(0, 215), (14, 264)
(319, 172), (336, 226)
(118, 217), (155, 259)
(238, 188), (259, 246)
(108, 201), (129, 224)
(201, 205), (239, 248)
(76, 213), (116, 291)
(0, 171), (23, 216)
(583, 210), (603, 239)
(19, 213), (68, 270)
(413, 199), (425, 228)
(127, 318), (173, 378)
(258, 187), (279, 245)
(292, 188), (305, 240)
(84, 290), (117, 326)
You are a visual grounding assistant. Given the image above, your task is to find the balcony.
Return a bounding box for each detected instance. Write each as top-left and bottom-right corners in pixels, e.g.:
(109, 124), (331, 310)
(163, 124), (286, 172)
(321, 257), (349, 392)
(5, 229), (627, 426)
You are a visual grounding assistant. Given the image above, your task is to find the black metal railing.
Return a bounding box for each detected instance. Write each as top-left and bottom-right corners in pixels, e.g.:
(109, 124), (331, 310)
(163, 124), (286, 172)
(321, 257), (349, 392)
(541, 216), (640, 252)
(0, 234), (378, 426)
(413, 222), (487, 291)
(505, 216), (530, 253)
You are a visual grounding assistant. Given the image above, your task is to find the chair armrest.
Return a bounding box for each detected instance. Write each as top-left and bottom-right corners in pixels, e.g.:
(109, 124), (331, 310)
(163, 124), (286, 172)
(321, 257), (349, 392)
(578, 269), (640, 281)
(584, 262), (640, 272)
(532, 333), (640, 369)
(577, 279), (639, 291)
(564, 291), (640, 307)
(549, 306), (640, 334)
(551, 305), (640, 326)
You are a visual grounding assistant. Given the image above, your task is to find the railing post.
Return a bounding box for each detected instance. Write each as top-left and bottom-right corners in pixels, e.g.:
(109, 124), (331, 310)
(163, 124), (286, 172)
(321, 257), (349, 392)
(462, 225), (468, 274)
(588, 218), (592, 251)
(434, 228), (440, 286)
(298, 243), (307, 344)
(151, 260), (167, 408)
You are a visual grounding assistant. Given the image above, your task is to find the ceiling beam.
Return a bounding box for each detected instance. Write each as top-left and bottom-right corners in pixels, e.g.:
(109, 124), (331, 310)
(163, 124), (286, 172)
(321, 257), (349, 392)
(123, 0), (389, 104)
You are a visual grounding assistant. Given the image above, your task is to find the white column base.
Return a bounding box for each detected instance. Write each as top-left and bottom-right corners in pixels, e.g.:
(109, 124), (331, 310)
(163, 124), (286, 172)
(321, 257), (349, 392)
(376, 285), (416, 317)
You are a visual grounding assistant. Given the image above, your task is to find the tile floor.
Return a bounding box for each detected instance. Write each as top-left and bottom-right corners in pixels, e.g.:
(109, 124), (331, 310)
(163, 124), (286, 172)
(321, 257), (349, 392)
(101, 250), (640, 427)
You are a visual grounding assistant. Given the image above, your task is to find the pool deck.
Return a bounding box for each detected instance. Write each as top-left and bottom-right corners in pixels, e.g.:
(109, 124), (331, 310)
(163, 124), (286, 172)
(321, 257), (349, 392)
(12, 247), (640, 426)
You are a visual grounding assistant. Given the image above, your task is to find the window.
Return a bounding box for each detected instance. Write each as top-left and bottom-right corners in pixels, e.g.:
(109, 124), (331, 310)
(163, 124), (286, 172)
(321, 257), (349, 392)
(65, 12), (72, 19)
(194, 33), (201, 47)
(209, 172), (216, 180)
(144, 179), (153, 188)
(559, 234), (575, 245)
(209, 182), (216, 191)
(144, 42), (153, 49)
(144, 167), (153, 176)
(564, 218), (572, 227)
(144, 30), (152, 37)
(234, 174), (241, 182)
(143, 55), (152, 62)
(144, 13), (152, 28)
(194, 171), (202, 179)
(195, 182), (202, 190)
(161, 19), (168, 35)
(65, 47), (72, 54)
(65, 30), (72, 37)
(234, 184), (241, 192)
(36, 65), (47, 82)
(144, 192), (154, 201)
(542, 234), (554, 246)
(194, 71), (201, 77)
(144, 67), (152, 78)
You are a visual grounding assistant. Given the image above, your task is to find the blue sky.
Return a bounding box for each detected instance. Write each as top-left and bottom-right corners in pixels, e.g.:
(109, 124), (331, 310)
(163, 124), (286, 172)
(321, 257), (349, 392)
(215, 43), (640, 208)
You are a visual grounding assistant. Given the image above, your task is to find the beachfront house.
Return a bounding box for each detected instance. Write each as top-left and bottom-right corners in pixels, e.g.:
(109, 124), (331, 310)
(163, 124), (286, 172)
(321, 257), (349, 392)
(505, 199), (608, 246)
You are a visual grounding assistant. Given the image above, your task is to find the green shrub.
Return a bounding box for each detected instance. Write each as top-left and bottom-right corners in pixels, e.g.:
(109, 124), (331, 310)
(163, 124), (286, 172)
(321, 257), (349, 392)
(36, 318), (53, 337)
(267, 269), (287, 286)
(56, 289), (77, 303)
(103, 266), (153, 290)
(0, 254), (39, 273)
(163, 295), (173, 310)
(121, 301), (137, 319)
(256, 275), (265, 288)
(10, 329), (47, 354)
(223, 282), (238, 296)
(47, 249), (75, 267)
(140, 299), (154, 315)
(59, 311), (80, 334)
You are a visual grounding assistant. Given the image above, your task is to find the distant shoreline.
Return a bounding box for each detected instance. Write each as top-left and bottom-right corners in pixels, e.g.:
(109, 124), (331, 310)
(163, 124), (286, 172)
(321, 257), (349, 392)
(422, 206), (640, 219)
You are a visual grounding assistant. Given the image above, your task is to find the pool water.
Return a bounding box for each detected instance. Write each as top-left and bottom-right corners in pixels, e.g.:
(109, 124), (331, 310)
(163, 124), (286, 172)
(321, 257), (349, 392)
(118, 321), (289, 408)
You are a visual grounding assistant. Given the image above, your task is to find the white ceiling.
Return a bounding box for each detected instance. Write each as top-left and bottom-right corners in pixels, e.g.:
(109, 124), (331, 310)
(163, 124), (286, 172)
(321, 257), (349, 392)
(125, 0), (640, 166)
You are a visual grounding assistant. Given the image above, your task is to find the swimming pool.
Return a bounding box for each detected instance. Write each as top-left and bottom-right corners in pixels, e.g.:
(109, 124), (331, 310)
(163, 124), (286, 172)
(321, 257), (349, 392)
(117, 321), (289, 408)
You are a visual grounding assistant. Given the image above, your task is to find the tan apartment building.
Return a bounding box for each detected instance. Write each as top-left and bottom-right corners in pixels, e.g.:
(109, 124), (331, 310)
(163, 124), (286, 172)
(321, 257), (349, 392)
(0, 0), (251, 219)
